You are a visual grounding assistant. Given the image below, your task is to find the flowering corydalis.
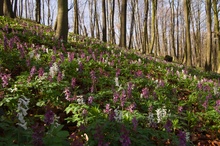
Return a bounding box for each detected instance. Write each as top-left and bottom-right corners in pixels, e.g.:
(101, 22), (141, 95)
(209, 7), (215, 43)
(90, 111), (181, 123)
(49, 62), (59, 78)
(17, 96), (30, 130)
(0, 73), (11, 88)
(44, 110), (55, 125)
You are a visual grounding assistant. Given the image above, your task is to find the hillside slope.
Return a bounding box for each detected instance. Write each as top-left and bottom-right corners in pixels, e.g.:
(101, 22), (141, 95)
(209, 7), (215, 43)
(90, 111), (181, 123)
(0, 17), (220, 145)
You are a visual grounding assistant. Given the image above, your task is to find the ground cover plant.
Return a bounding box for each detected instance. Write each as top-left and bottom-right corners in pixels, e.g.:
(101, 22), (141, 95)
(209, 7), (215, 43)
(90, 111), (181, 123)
(0, 16), (220, 146)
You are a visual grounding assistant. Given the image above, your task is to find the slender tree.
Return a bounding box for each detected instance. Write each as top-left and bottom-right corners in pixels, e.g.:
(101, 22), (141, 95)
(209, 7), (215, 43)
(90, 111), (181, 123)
(183, 0), (192, 66)
(73, 0), (79, 34)
(149, 0), (157, 54)
(213, 0), (219, 72)
(142, 0), (149, 54)
(35, 0), (41, 23)
(128, 0), (136, 49)
(3, 0), (14, 18)
(119, 0), (127, 47)
(0, 0), (3, 16)
(102, 0), (107, 42)
(55, 0), (68, 42)
(205, 0), (212, 71)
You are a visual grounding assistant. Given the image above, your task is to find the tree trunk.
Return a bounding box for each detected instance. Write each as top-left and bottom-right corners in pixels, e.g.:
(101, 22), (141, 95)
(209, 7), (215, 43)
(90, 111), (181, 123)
(94, 0), (100, 40)
(13, 0), (17, 17)
(35, 0), (41, 23)
(55, 0), (68, 42)
(149, 0), (157, 54)
(128, 0), (136, 49)
(119, 0), (127, 47)
(142, 0), (149, 54)
(102, 0), (107, 42)
(3, 0), (14, 18)
(0, 0), (3, 16)
(183, 0), (192, 66)
(213, 0), (219, 73)
(205, 0), (212, 71)
(73, 0), (79, 34)
(108, 0), (115, 44)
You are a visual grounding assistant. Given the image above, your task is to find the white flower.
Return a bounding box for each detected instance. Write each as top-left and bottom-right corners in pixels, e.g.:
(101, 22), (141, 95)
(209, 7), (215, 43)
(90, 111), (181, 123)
(147, 112), (155, 124)
(17, 96), (29, 130)
(186, 131), (190, 141)
(49, 62), (59, 78)
(17, 122), (27, 130)
(155, 107), (170, 123)
(76, 95), (84, 104)
(114, 108), (122, 122)
(214, 86), (219, 95)
(115, 77), (119, 87)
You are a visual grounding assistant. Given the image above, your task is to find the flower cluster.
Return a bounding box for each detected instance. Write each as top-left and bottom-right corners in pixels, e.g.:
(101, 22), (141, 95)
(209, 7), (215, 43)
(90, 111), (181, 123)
(17, 96), (30, 130)
(0, 73), (11, 87)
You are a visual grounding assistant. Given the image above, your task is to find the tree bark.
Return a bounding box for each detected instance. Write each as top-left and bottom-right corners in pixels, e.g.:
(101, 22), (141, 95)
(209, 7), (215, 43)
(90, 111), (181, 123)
(119, 0), (127, 47)
(0, 0), (3, 16)
(149, 0), (157, 54)
(73, 0), (79, 34)
(102, 0), (107, 42)
(213, 0), (219, 72)
(35, 0), (41, 23)
(183, 0), (192, 66)
(3, 0), (15, 18)
(128, 0), (136, 49)
(55, 0), (68, 42)
(142, 0), (149, 54)
(205, 0), (212, 71)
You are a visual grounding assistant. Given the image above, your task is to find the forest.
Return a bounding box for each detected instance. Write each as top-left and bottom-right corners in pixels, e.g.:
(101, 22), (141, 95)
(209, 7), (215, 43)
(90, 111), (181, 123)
(0, 0), (220, 146)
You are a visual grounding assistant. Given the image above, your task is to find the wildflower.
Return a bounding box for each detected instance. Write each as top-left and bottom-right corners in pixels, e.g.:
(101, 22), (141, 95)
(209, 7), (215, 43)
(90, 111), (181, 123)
(68, 52), (74, 62)
(202, 100), (208, 110)
(32, 123), (45, 146)
(82, 109), (88, 116)
(59, 52), (64, 62)
(114, 108), (122, 122)
(44, 110), (54, 125)
(76, 95), (84, 104)
(115, 77), (119, 87)
(57, 71), (63, 82)
(49, 62), (59, 78)
(178, 106), (183, 113)
(38, 67), (44, 78)
(113, 92), (120, 103)
(30, 66), (36, 77)
(155, 107), (169, 123)
(78, 61), (83, 73)
(215, 100), (220, 113)
(135, 70), (143, 77)
(177, 130), (186, 146)
(141, 87), (149, 99)
(120, 90), (126, 108)
(127, 82), (133, 98)
(104, 104), (111, 114)
(116, 68), (120, 77)
(64, 87), (71, 100)
(0, 73), (10, 88)
(164, 119), (172, 132)
(71, 77), (76, 89)
(127, 103), (136, 113)
(88, 96), (93, 104)
(17, 96), (30, 130)
(120, 125), (131, 146)
(132, 117), (138, 131)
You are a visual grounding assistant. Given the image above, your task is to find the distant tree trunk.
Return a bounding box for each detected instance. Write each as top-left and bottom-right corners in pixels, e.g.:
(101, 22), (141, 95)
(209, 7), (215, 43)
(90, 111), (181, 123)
(128, 0), (136, 49)
(18, 0), (23, 17)
(25, 0), (27, 18)
(213, 0), (219, 72)
(102, 0), (107, 42)
(73, 0), (79, 34)
(109, 0), (115, 44)
(55, 0), (68, 42)
(176, 0), (180, 60)
(169, 0), (176, 60)
(205, 0), (212, 71)
(183, 0), (192, 66)
(142, 0), (149, 54)
(119, 0), (127, 47)
(94, 0), (100, 39)
(35, 0), (41, 23)
(3, 0), (15, 18)
(13, 0), (17, 17)
(89, 0), (94, 37)
(149, 0), (157, 54)
(0, 0), (3, 16)
(42, 0), (45, 24)
(47, 0), (50, 26)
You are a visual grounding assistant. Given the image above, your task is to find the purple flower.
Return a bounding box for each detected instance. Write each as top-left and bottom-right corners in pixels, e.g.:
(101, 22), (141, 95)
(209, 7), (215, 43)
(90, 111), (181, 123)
(71, 78), (76, 89)
(177, 130), (186, 146)
(135, 70), (143, 77)
(0, 73), (10, 87)
(68, 52), (74, 62)
(88, 96), (93, 104)
(120, 125), (131, 146)
(38, 67), (44, 78)
(44, 110), (54, 125)
(215, 100), (220, 113)
(120, 90), (126, 108)
(82, 109), (88, 116)
(178, 106), (183, 113)
(127, 103), (136, 113)
(30, 66), (36, 77)
(59, 53), (64, 62)
(127, 82), (133, 98)
(32, 123), (45, 146)
(104, 104), (111, 114)
(116, 69), (120, 77)
(164, 119), (172, 132)
(142, 87), (149, 99)
(132, 117), (138, 131)
(78, 62), (83, 73)
(202, 100), (208, 110)
(90, 70), (96, 81)
(113, 92), (120, 103)
(64, 87), (71, 100)
(57, 71), (63, 82)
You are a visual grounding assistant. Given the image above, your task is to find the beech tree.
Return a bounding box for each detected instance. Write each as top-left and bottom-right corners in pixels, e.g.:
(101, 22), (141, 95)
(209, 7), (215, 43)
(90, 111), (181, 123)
(102, 0), (107, 42)
(35, 0), (41, 23)
(119, 0), (127, 47)
(3, 0), (14, 18)
(0, 0), (3, 16)
(55, 0), (68, 42)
